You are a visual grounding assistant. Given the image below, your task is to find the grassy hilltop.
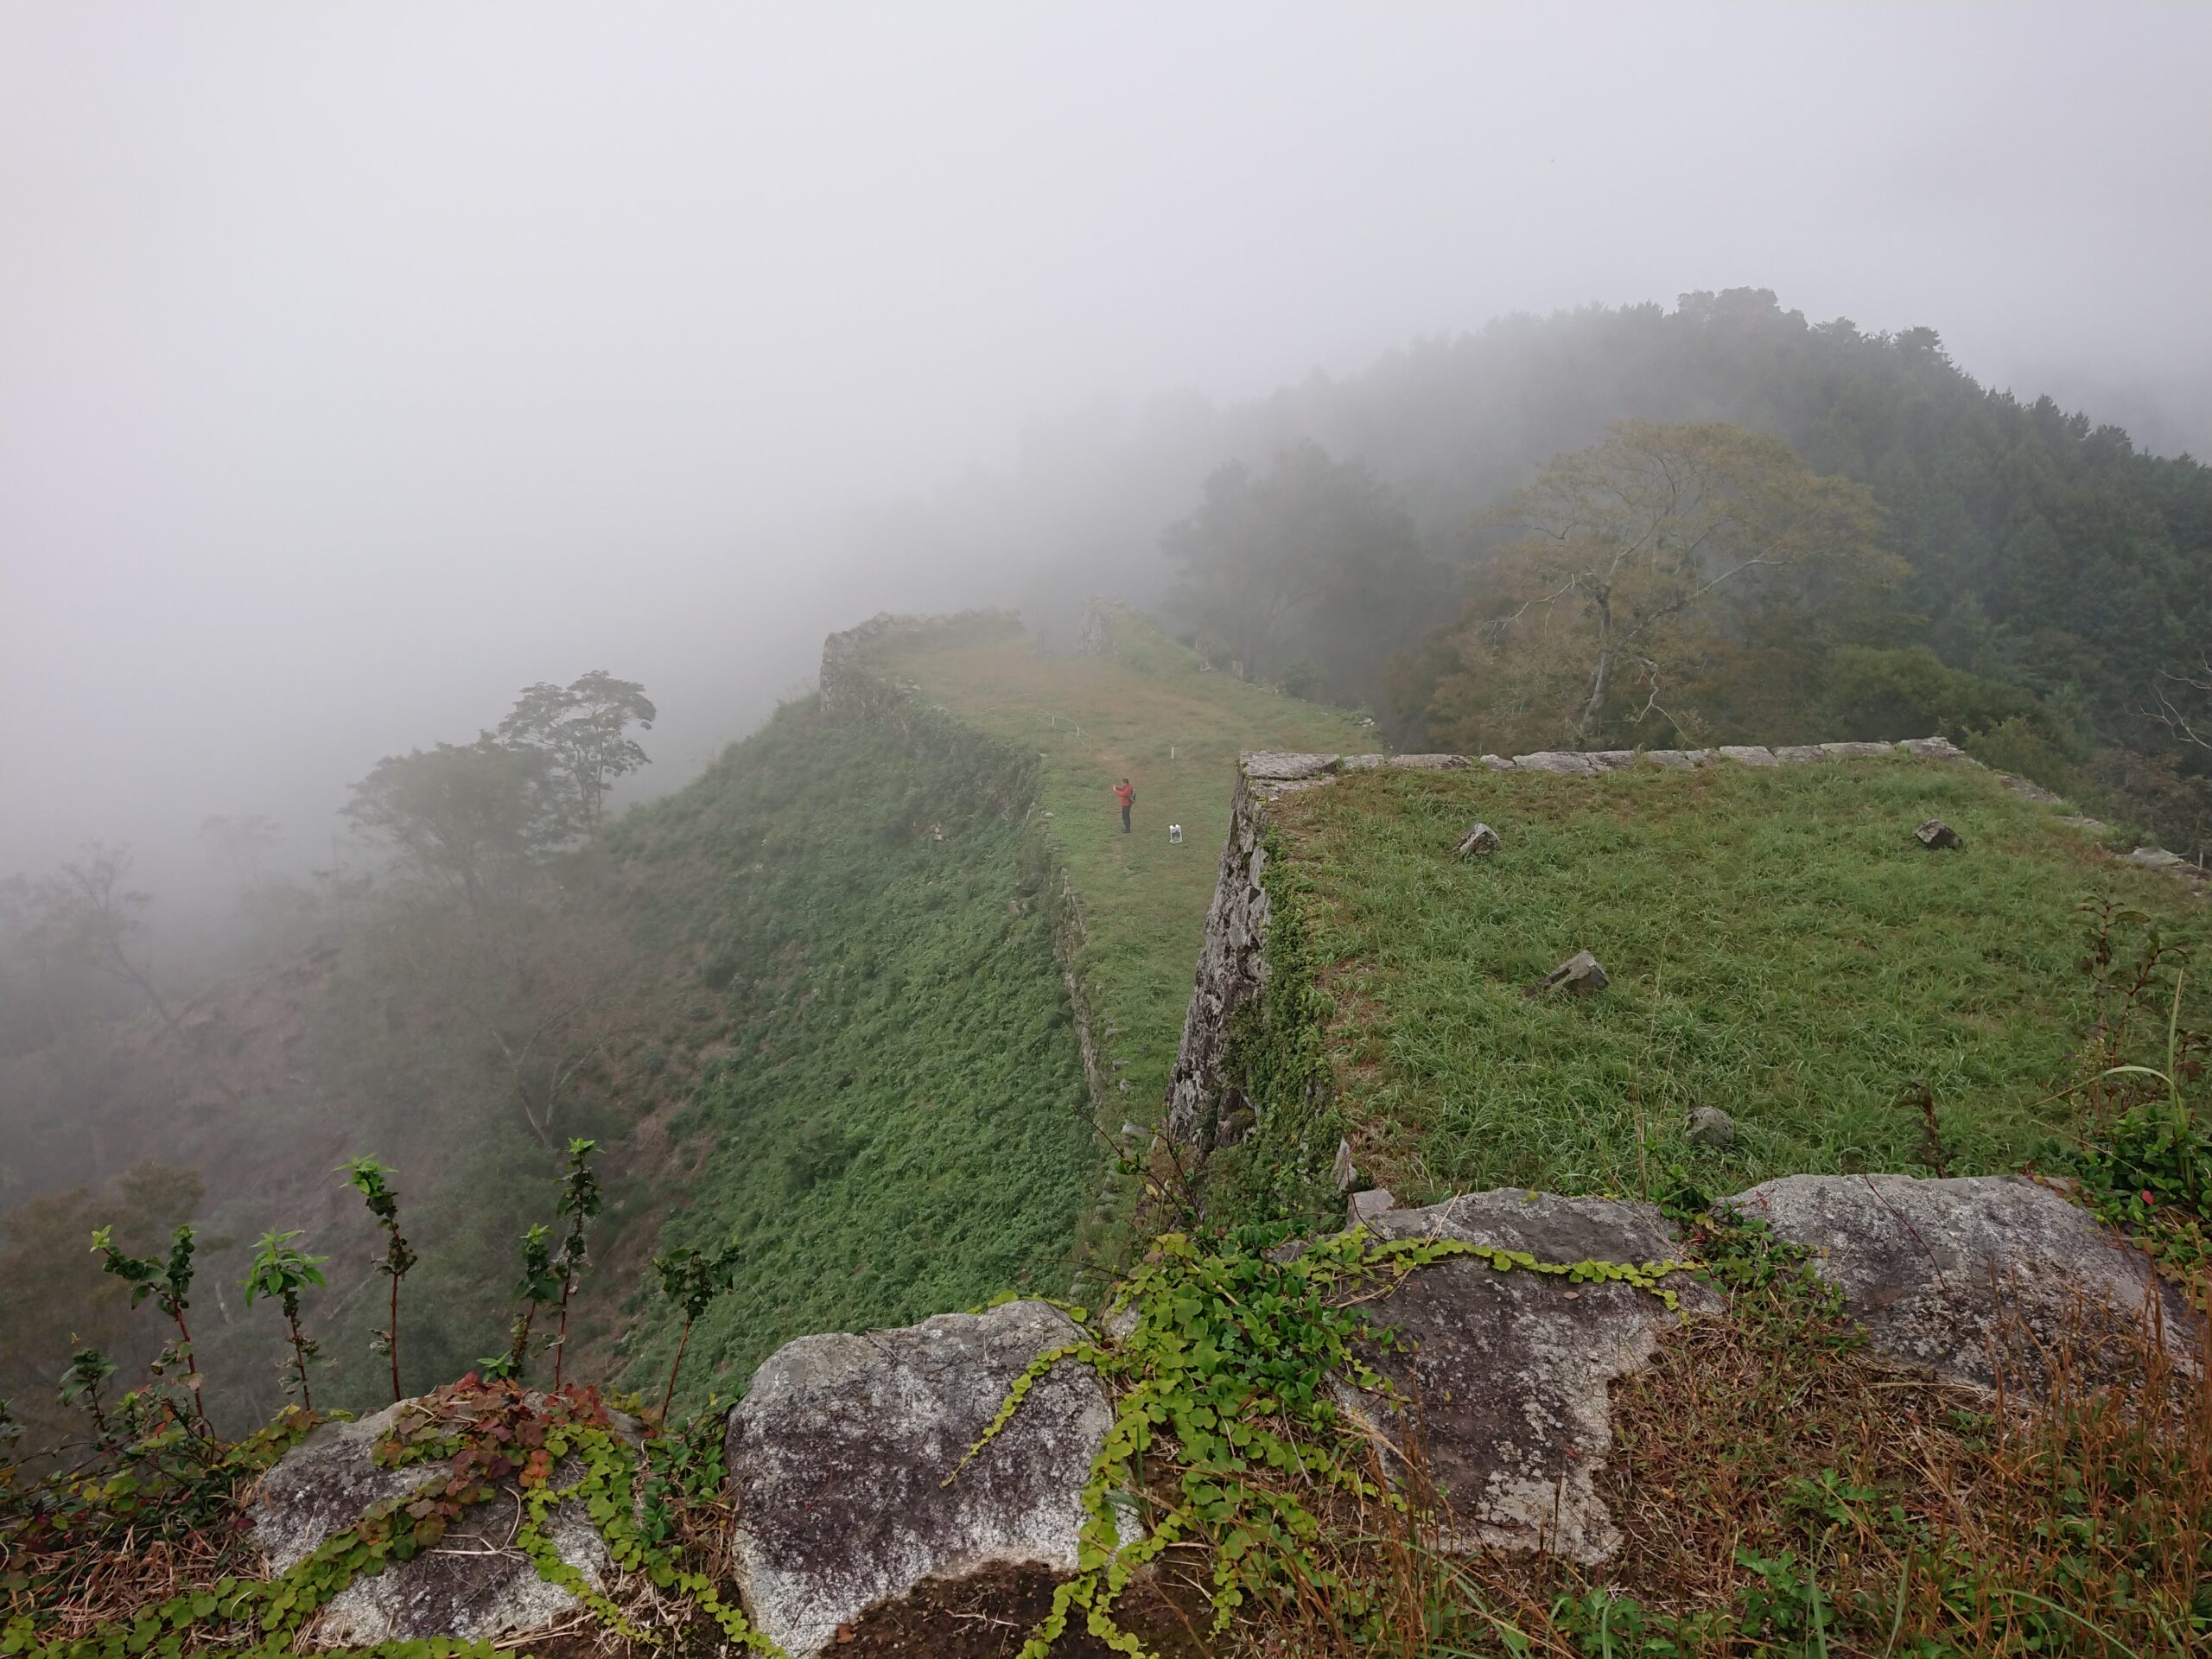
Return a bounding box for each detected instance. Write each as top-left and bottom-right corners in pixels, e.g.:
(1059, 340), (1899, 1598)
(1217, 755), (2211, 1224)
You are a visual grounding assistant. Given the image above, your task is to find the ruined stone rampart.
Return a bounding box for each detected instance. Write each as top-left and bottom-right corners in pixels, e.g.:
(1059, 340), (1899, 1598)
(1164, 737), (2204, 1156)
(817, 608), (1123, 1179)
(244, 702), (2209, 1656)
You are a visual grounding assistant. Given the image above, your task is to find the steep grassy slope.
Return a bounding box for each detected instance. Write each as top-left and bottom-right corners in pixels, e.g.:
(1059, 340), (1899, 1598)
(604, 696), (1095, 1405)
(874, 612), (1368, 1125)
(1230, 757), (2210, 1217)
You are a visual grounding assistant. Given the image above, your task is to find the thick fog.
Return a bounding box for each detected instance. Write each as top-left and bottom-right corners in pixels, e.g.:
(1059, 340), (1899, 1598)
(4, 1), (2209, 909)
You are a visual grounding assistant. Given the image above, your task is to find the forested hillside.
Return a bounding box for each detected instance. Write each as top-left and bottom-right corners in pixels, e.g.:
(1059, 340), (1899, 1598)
(911, 291), (2212, 855)
(0, 619), (1370, 1430)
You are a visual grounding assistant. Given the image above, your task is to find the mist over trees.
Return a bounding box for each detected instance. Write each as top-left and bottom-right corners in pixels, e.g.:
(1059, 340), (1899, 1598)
(1163, 442), (1445, 705)
(959, 289), (2210, 849)
(1419, 421), (1899, 752)
(0, 671), (663, 1431)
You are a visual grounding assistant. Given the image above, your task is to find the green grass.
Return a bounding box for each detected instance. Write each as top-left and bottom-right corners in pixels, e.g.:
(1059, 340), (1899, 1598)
(1268, 759), (2210, 1203)
(877, 613), (1370, 1125)
(604, 698), (1095, 1405)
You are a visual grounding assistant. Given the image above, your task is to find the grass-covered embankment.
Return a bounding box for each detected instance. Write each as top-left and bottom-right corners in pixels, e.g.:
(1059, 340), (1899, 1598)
(875, 612), (1368, 1122)
(605, 696), (1095, 1404)
(1258, 757), (2209, 1205)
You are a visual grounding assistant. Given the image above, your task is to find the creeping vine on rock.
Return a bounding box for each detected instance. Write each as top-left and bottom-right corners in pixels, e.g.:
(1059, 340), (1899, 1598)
(5, 1378), (783, 1659)
(956, 1223), (1696, 1658)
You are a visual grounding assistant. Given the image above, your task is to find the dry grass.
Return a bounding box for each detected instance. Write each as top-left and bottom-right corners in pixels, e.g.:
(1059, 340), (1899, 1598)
(1233, 1243), (2212, 1658)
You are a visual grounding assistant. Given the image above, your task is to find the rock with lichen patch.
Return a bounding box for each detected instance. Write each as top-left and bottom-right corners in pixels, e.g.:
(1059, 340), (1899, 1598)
(1685, 1106), (1737, 1148)
(1528, 950), (1608, 997)
(251, 1399), (626, 1649)
(1348, 1187), (1397, 1224)
(1453, 821), (1502, 858)
(726, 1300), (1122, 1658)
(1338, 1191), (1719, 1564)
(1722, 1173), (2200, 1394)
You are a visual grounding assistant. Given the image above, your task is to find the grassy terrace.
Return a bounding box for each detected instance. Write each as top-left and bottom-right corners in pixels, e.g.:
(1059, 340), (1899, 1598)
(1268, 757), (2210, 1204)
(877, 613), (1368, 1124)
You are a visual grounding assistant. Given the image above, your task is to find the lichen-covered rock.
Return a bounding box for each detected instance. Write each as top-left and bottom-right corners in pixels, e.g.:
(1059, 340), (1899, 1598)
(1587, 749), (1637, 770)
(1332, 1136), (1357, 1192)
(1897, 735), (1969, 761)
(1341, 1191), (1717, 1564)
(1717, 744), (1779, 766)
(1389, 753), (1472, 771)
(727, 1300), (1117, 1658)
(1997, 772), (2062, 804)
(1685, 1105), (1737, 1147)
(1453, 821), (1502, 858)
(1513, 751), (1599, 775)
(251, 1402), (617, 1648)
(1771, 745), (1827, 764)
(1916, 817), (1962, 849)
(1529, 949), (1607, 997)
(2126, 846), (2189, 870)
(1821, 741), (1896, 759)
(1348, 1187), (1397, 1224)
(1723, 1174), (2200, 1393)
(1639, 749), (1696, 769)
(1242, 750), (1341, 786)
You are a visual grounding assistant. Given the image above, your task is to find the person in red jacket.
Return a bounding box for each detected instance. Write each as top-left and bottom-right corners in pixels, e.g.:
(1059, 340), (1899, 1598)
(1114, 777), (1135, 834)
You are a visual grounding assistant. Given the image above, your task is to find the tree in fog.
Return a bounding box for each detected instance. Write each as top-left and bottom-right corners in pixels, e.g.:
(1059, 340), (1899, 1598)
(1164, 443), (1438, 703)
(343, 687), (653, 1149)
(2150, 647), (2212, 756)
(1421, 422), (1900, 750)
(198, 813), (281, 885)
(498, 671), (657, 834)
(342, 736), (564, 928)
(3, 843), (191, 1047)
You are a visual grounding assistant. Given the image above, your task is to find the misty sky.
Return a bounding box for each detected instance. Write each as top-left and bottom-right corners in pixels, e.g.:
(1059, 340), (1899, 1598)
(4, 3), (2209, 897)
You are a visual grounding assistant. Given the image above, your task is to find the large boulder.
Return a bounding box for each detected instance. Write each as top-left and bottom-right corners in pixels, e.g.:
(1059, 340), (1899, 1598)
(251, 1400), (620, 1648)
(727, 1300), (1121, 1658)
(1339, 1191), (1718, 1565)
(1724, 1174), (2201, 1392)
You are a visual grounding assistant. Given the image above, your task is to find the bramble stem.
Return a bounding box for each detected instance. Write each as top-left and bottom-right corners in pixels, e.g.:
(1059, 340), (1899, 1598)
(659, 1318), (694, 1426)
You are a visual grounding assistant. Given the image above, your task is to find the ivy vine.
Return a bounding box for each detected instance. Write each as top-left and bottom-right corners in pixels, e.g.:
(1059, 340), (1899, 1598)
(958, 1222), (1697, 1657)
(6, 1379), (784, 1659)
